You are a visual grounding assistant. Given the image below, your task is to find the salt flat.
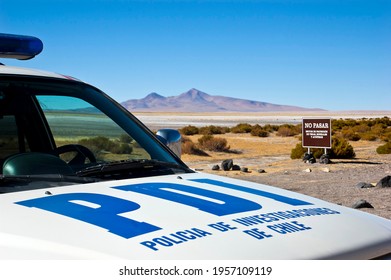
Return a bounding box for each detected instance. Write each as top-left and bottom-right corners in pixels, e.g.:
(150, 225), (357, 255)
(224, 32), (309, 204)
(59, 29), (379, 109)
(133, 111), (391, 130)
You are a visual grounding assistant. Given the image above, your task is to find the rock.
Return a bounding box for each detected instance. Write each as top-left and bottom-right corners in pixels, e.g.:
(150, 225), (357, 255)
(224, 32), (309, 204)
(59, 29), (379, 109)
(356, 182), (374, 189)
(304, 168), (312, 173)
(211, 165), (220, 171)
(303, 152), (312, 161)
(258, 169), (266, 173)
(322, 168), (330, 173)
(319, 154), (331, 164)
(303, 153), (316, 164)
(232, 164), (241, 171)
(221, 159), (233, 171)
(241, 167), (249, 173)
(352, 199), (374, 209)
(376, 175), (391, 188)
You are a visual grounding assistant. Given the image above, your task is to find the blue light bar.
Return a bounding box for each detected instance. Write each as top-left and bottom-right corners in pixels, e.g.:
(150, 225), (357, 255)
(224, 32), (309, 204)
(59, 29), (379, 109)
(0, 33), (43, 60)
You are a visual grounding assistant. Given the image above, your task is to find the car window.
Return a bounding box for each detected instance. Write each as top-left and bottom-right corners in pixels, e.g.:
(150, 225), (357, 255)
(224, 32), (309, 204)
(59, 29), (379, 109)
(36, 95), (151, 163)
(0, 78), (190, 192)
(0, 115), (30, 160)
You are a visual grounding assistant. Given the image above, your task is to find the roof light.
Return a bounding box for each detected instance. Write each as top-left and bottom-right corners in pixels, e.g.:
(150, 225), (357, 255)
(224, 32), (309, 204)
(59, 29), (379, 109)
(0, 33), (43, 60)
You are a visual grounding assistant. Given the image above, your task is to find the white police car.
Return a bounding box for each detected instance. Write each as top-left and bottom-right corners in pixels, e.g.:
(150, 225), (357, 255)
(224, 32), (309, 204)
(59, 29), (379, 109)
(0, 33), (391, 259)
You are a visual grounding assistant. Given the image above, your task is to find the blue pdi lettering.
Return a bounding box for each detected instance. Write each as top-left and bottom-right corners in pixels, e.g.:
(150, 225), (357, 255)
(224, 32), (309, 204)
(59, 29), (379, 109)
(16, 193), (161, 238)
(113, 182), (262, 216)
(190, 179), (312, 206)
(15, 180), (313, 240)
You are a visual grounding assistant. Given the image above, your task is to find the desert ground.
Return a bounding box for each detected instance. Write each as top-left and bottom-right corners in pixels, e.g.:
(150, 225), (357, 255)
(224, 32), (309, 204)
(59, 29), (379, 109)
(181, 133), (391, 220)
(137, 111), (391, 220)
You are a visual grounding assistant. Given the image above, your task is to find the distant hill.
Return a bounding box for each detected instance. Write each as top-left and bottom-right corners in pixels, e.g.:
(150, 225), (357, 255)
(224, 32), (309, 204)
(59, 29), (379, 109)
(121, 88), (324, 112)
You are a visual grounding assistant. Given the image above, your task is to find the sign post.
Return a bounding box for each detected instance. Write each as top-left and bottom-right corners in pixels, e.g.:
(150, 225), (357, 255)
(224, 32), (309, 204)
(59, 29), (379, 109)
(302, 118), (332, 163)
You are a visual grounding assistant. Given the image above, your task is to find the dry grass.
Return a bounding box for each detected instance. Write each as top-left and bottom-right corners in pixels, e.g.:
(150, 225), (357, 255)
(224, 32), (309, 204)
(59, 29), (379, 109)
(182, 133), (387, 170)
(182, 132), (297, 162)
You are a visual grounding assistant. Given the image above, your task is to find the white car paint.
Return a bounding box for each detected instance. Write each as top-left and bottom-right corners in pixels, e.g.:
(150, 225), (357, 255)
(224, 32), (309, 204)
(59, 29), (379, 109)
(1, 172), (391, 259)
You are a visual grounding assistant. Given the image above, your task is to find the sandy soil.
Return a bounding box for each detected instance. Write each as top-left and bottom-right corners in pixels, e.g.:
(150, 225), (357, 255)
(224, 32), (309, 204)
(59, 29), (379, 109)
(181, 133), (391, 220)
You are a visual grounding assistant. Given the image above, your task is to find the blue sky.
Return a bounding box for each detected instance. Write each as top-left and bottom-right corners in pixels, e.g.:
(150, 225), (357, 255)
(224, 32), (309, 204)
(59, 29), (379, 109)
(1, 0), (390, 111)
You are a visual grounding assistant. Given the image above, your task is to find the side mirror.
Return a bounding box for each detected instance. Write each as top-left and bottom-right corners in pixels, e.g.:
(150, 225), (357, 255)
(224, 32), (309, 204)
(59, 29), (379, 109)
(156, 129), (182, 158)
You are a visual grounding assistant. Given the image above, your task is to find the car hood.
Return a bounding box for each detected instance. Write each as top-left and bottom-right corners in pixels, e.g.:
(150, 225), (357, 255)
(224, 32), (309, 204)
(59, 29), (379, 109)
(1, 172), (391, 259)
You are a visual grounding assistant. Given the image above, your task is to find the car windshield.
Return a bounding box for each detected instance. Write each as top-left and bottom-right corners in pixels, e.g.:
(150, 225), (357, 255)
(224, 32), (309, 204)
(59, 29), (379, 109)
(0, 77), (192, 192)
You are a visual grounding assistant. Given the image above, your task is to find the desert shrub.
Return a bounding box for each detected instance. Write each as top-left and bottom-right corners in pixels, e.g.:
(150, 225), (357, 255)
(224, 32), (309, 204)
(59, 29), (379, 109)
(277, 124), (299, 137)
(261, 124), (278, 132)
(342, 118), (358, 128)
(371, 123), (386, 135)
(290, 143), (306, 159)
(78, 136), (115, 152)
(78, 136), (132, 154)
(332, 117), (391, 135)
(353, 124), (370, 133)
(277, 126), (292, 137)
(180, 125), (199, 135)
(366, 116), (391, 127)
(198, 135), (230, 152)
(340, 119), (358, 127)
(182, 140), (195, 155)
(294, 123), (302, 133)
(341, 127), (361, 141)
(359, 132), (378, 141)
(330, 137), (355, 159)
(291, 144), (325, 159)
(199, 125), (228, 135)
(350, 133), (361, 141)
(230, 123), (253, 134)
(368, 124), (390, 141)
(181, 137), (209, 156)
(376, 142), (391, 154)
(250, 124), (269, 137)
(381, 128), (391, 142)
(119, 134), (133, 143)
(110, 143), (133, 154)
(294, 123), (303, 134)
(332, 119), (346, 130)
(380, 116), (391, 126)
(310, 148), (325, 158)
(291, 137), (355, 159)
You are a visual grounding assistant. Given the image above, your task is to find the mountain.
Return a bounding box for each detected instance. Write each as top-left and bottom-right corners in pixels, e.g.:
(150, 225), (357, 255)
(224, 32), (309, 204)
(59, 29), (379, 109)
(121, 88), (324, 112)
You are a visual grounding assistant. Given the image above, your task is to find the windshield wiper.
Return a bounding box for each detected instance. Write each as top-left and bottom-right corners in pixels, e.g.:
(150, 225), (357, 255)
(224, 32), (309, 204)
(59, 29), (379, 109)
(76, 159), (192, 178)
